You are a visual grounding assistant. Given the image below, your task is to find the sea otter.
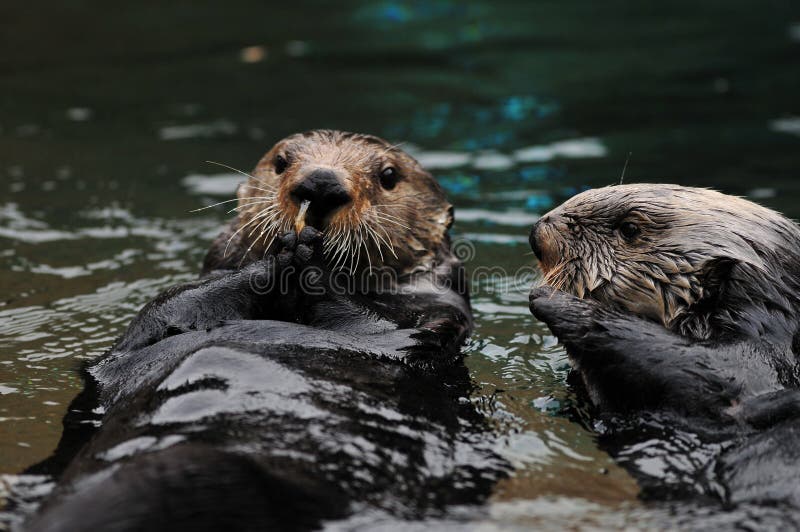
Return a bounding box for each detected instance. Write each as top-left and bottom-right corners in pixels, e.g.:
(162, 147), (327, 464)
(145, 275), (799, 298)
(529, 184), (800, 524)
(202, 129), (453, 278)
(23, 131), (506, 531)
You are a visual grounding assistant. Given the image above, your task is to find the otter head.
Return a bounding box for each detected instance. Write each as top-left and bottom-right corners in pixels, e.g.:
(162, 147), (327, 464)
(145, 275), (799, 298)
(530, 184), (800, 340)
(236, 130), (453, 276)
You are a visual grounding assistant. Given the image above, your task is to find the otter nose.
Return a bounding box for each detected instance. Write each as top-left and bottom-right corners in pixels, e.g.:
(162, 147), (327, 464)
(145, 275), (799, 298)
(290, 169), (351, 217)
(529, 219), (545, 261)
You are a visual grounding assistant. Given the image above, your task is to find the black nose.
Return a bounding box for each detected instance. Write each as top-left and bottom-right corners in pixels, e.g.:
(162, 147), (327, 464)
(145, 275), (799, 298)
(529, 220), (543, 261)
(290, 169), (351, 217)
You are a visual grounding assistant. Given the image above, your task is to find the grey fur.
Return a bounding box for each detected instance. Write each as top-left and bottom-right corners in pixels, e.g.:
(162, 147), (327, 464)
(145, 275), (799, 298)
(532, 184), (800, 346)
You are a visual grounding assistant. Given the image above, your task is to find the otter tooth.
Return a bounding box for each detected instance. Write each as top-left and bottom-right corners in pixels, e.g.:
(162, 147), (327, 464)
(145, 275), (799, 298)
(295, 200), (311, 233)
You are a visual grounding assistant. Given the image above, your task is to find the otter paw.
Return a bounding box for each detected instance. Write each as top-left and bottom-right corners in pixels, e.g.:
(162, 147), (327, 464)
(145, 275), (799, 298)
(276, 231), (298, 268)
(294, 226), (324, 268)
(529, 286), (583, 320)
(529, 287), (602, 342)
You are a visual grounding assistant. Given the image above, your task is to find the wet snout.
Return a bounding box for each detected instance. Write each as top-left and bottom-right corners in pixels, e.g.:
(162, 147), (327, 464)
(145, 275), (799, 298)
(290, 168), (351, 226)
(529, 218), (545, 261)
(529, 215), (554, 262)
(529, 212), (563, 270)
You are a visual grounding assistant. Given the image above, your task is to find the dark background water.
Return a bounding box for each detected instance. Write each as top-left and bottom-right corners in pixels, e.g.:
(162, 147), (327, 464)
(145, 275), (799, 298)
(1, 0), (798, 527)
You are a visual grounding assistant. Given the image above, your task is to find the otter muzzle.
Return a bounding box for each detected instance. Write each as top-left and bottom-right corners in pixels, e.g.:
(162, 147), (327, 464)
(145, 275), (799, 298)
(290, 169), (351, 226)
(529, 220), (544, 261)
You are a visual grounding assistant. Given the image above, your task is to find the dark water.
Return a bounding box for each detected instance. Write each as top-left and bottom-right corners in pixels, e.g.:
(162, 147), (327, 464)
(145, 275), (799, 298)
(1, 0), (798, 527)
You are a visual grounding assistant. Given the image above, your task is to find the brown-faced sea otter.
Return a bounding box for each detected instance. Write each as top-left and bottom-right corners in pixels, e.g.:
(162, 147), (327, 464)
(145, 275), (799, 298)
(203, 130), (453, 278)
(22, 131), (507, 531)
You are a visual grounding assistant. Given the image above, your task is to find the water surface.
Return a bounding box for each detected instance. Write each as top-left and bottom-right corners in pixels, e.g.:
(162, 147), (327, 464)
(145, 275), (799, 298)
(1, 1), (799, 527)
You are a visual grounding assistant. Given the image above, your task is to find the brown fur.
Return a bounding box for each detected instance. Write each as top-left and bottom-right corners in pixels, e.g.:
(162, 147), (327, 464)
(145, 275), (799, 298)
(204, 130), (453, 277)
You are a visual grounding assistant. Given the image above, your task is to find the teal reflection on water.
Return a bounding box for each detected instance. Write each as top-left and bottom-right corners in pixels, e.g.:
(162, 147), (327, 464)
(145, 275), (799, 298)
(0, 0), (799, 527)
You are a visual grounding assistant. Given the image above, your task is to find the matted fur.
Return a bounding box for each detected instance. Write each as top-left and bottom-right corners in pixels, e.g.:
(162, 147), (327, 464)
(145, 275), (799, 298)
(532, 184), (800, 341)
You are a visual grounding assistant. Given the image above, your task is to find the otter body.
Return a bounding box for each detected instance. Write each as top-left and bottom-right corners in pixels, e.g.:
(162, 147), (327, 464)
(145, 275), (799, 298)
(529, 184), (800, 525)
(24, 131), (506, 531)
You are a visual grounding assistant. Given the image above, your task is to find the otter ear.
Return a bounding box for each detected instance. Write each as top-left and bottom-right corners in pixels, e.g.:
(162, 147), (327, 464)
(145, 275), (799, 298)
(699, 257), (738, 302)
(237, 182), (249, 201)
(444, 204), (454, 230)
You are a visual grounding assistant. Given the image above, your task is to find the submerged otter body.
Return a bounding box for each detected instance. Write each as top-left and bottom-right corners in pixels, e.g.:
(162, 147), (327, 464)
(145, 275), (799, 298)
(529, 184), (800, 524)
(24, 131), (506, 531)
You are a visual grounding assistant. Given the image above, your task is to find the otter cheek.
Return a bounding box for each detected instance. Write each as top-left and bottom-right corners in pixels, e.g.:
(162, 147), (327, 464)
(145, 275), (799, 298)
(619, 289), (667, 326)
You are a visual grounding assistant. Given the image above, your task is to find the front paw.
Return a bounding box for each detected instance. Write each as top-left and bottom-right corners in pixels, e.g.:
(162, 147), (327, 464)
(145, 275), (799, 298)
(275, 231), (298, 269)
(273, 228), (323, 270)
(529, 286), (600, 342)
(294, 226), (324, 269)
(529, 285), (558, 315)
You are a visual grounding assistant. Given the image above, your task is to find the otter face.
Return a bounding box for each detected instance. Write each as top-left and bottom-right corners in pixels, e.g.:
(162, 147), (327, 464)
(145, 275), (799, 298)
(530, 184), (800, 337)
(236, 130), (452, 275)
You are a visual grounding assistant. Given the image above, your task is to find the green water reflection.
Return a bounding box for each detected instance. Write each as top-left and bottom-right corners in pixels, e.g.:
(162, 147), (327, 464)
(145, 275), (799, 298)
(1, 0), (798, 526)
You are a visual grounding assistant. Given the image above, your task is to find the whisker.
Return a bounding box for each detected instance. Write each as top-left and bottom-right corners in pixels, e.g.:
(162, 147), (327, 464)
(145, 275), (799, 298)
(540, 259), (569, 289)
(372, 213), (413, 231)
(364, 224), (386, 263)
(223, 210), (275, 257)
(349, 230), (359, 274)
(360, 225), (373, 274)
(618, 151), (633, 186)
(205, 160), (257, 181)
(245, 184), (279, 195)
(365, 211), (397, 260)
(333, 236), (348, 272)
(238, 224), (270, 268)
(324, 222), (347, 271)
(260, 234), (278, 260)
(371, 209), (410, 222)
(328, 238), (344, 271)
(227, 198), (277, 214)
(370, 231), (385, 263)
(247, 210), (282, 239)
(190, 197), (242, 212)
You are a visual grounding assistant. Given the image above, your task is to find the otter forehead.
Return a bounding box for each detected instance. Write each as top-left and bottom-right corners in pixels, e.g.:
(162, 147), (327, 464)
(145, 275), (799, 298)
(539, 184), (800, 263)
(555, 184), (769, 222)
(547, 184), (798, 249)
(273, 130), (401, 169)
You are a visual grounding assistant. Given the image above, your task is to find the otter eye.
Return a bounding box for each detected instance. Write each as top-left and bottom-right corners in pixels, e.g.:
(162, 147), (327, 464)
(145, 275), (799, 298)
(619, 221), (640, 240)
(379, 166), (397, 190)
(274, 155), (288, 175)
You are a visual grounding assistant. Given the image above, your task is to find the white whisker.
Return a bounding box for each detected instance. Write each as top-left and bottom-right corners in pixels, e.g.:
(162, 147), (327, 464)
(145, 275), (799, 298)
(205, 160), (257, 180)
(227, 198), (277, 214)
(223, 209), (275, 257)
(190, 197), (243, 212)
(373, 213), (412, 231)
(246, 184), (279, 195)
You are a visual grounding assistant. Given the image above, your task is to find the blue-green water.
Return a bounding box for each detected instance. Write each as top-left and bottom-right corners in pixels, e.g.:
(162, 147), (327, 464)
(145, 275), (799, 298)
(1, 1), (799, 527)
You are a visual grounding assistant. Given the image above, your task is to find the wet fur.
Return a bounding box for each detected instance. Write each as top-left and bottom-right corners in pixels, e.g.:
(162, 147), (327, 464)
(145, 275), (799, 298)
(22, 134), (505, 531)
(202, 130), (453, 278)
(530, 185), (800, 524)
(534, 184), (800, 343)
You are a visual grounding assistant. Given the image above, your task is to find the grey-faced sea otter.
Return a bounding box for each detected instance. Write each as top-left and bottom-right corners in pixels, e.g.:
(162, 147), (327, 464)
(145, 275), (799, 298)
(529, 184), (800, 526)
